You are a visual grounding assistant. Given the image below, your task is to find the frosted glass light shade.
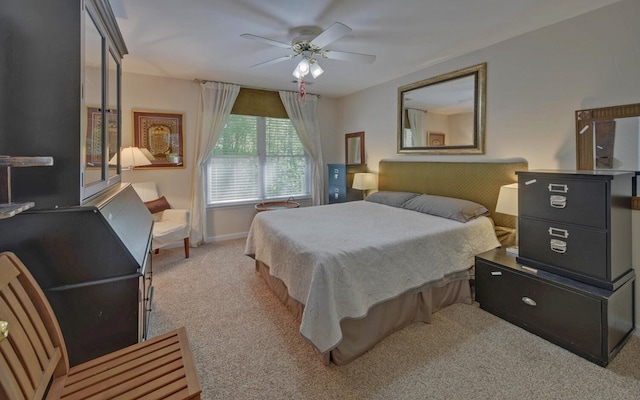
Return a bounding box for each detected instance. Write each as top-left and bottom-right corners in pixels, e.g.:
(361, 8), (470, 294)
(310, 62), (323, 78)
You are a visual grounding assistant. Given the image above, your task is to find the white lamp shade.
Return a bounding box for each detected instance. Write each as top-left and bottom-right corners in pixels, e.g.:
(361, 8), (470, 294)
(495, 183), (518, 216)
(352, 173), (377, 191)
(109, 146), (152, 169)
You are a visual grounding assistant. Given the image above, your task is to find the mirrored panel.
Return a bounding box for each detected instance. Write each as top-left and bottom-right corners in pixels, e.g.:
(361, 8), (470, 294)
(575, 103), (640, 171)
(107, 49), (120, 180)
(345, 131), (365, 165)
(83, 8), (104, 187)
(398, 63), (486, 154)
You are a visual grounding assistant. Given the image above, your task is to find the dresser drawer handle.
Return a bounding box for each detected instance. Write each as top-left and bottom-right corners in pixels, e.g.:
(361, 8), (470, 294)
(549, 195), (567, 208)
(548, 183), (568, 193)
(522, 297), (537, 307)
(548, 227), (569, 238)
(550, 239), (567, 254)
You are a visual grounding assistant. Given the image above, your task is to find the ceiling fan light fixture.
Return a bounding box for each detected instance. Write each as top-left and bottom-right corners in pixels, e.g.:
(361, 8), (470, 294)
(310, 61), (323, 78)
(292, 67), (304, 79)
(297, 58), (310, 74)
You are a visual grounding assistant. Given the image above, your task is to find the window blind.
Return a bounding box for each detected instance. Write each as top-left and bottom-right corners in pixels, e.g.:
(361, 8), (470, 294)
(207, 114), (310, 205)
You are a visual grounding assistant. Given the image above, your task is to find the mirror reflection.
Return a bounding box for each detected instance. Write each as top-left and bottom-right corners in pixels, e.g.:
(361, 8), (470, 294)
(83, 8), (104, 187)
(107, 50), (119, 179)
(346, 131), (365, 165)
(576, 103), (640, 171)
(398, 63), (486, 154)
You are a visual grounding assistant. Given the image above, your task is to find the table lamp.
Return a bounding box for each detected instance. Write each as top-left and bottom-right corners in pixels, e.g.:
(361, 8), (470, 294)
(352, 173), (377, 200)
(495, 183), (519, 255)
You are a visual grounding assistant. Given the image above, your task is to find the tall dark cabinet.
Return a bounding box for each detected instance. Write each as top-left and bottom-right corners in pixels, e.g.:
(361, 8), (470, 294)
(0, 0), (127, 208)
(0, 1), (154, 366)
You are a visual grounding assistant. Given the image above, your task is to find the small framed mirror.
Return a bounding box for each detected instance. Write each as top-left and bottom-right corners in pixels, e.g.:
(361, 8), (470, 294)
(575, 103), (640, 171)
(398, 63), (486, 154)
(576, 103), (640, 209)
(346, 131), (365, 165)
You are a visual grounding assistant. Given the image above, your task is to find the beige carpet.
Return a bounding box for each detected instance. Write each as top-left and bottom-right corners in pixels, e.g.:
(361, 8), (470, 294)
(148, 239), (640, 400)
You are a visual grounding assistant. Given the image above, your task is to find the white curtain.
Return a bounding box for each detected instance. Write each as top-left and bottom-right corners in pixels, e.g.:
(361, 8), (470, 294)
(189, 81), (240, 246)
(279, 91), (325, 206)
(407, 108), (425, 146)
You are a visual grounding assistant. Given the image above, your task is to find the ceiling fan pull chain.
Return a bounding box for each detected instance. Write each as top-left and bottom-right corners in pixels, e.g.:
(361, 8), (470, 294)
(297, 78), (307, 103)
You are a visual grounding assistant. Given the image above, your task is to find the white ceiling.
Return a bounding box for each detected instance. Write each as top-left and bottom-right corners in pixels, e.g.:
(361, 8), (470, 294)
(110, 0), (620, 98)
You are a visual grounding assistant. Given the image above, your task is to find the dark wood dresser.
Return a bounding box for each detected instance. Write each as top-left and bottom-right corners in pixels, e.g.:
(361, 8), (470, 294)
(516, 170), (633, 290)
(475, 170), (635, 366)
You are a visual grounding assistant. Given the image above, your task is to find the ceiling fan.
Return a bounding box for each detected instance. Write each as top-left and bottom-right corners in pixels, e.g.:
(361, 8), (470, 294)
(241, 22), (376, 80)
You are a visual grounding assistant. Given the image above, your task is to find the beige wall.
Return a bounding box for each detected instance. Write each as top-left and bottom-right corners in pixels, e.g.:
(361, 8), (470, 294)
(120, 74), (341, 241)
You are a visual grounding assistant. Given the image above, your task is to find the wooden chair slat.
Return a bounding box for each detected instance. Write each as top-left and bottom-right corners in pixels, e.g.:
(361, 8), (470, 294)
(62, 346), (182, 395)
(1, 252), (69, 381)
(175, 328), (200, 394)
(65, 331), (180, 379)
(134, 378), (193, 400)
(0, 353), (29, 400)
(65, 360), (185, 400)
(4, 285), (50, 371)
(12, 280), (57, 360)
(1, 293), (39, 397)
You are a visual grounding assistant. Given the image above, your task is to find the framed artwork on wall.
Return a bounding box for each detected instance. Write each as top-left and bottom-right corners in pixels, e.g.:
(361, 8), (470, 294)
(428, 132), (446, 146)
(133, 110), (185, 168)
(85, 107), (118, 167)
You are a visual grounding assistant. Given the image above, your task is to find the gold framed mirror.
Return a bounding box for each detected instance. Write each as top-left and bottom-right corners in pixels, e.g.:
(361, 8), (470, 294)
(398, 63), (486, 154)
(346, 131), (365, 165)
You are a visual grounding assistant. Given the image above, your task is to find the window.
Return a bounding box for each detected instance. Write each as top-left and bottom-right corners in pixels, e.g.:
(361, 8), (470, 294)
(207, 114), (310, 205)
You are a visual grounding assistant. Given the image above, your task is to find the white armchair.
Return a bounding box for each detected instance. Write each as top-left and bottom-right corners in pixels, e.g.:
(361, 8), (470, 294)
(131, 182), (191, 258)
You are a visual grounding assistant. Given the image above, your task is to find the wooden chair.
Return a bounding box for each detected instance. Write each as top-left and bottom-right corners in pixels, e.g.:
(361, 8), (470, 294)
(0, 251), (201, 399)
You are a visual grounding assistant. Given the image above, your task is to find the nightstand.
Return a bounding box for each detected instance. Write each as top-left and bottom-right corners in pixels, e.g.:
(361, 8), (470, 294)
(475, 247), (635, 366)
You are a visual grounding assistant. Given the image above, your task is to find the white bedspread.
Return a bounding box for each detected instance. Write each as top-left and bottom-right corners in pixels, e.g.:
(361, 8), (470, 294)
(244, 200), (500, 354)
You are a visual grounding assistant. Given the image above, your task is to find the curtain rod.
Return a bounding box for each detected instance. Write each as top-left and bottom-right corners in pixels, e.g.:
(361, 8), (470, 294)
(192, 79), (320, 98)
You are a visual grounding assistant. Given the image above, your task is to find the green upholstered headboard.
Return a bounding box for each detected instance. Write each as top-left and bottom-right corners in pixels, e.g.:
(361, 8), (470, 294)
(378, 159), (528, 230)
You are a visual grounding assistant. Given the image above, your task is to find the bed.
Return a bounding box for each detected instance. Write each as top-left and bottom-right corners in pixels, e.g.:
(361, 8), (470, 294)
(245, 159), (528, 365)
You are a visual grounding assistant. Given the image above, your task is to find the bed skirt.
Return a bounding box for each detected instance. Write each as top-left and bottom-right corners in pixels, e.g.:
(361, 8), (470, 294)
(255, 260), (473, 365)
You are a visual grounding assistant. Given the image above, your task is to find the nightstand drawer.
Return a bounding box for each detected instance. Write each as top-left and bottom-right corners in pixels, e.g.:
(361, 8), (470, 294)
(327, 164), (346, 186)
(328, 185), (346, 203)
(518, 217), (607, 280)
(475, 248), (635, 366)
(476, 260), (602, 357)
(519, 174), (607, 229)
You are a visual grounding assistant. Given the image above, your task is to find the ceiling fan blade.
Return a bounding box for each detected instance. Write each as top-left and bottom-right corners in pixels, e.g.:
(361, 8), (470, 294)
(240, 33), (291, 49)
(323, 50), (376, 64)
(310, 22), (352, 49)
(250, 55), (295, 68)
